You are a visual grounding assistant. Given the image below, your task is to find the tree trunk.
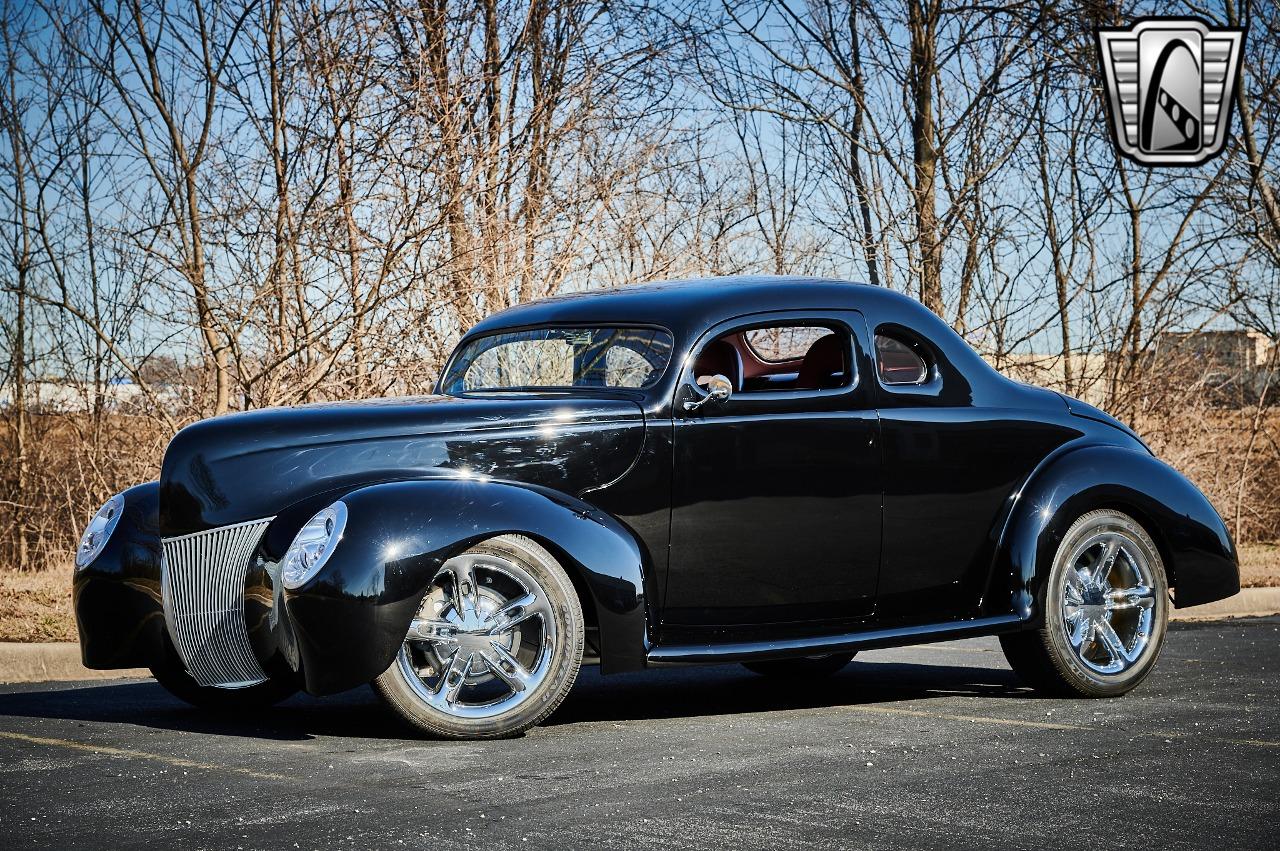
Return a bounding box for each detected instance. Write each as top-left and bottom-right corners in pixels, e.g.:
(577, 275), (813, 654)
(908, 0), (942, 314)
(3, 37), (31, 570)
(847, 1), (880, 287)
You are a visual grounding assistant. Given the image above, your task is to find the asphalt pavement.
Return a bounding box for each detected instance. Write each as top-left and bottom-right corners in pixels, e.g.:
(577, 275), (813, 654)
(0, 617), (1277, 850)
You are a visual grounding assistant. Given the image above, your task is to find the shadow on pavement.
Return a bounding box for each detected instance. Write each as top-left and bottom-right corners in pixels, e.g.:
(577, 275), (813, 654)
(548, 659), (1030, 726)
(0, 678), (387, 742)
(0, 656), (1031, 741)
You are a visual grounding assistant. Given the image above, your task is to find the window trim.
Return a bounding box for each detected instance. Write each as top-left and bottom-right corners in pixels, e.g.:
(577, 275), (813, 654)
(677, 311), (866, 415)
(871, 324), (944, 395)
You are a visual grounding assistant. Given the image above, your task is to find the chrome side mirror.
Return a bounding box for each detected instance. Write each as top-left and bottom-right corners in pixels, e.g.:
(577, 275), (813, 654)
(683, 374), (733, 412)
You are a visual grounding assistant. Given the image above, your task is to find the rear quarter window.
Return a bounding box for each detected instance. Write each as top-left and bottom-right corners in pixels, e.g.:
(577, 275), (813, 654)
(875, 333), (930, 385)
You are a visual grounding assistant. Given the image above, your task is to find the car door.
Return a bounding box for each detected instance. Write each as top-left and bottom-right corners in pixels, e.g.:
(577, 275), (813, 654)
(663, 310), (882, 636)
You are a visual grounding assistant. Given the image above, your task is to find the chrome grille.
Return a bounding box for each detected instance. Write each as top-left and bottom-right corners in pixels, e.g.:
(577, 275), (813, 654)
(161, 518), (273, 688)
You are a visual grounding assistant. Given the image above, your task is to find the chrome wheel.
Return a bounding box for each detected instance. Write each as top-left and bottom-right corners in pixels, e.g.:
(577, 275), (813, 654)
(1060, 528), (1158, 676)
(1001, 509), (1168, 698)
(397, 550), (558, 720)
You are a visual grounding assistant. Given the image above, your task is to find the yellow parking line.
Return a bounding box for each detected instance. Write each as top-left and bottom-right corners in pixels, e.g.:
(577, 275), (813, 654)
(1205, 736), (1280, 749)
(843, 705), (1280, 748)
(847, 704), (1080, 731)
(0, 730), (286, 780)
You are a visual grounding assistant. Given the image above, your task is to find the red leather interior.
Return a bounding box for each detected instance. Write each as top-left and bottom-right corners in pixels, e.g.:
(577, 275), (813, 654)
(795, 334), (846, 389)
(692, 338), (742, 390)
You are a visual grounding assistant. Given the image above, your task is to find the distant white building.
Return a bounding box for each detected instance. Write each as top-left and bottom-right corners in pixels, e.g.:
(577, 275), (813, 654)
(0, 379), (183, 413)
(1154, 329), (1275, 370)
(982, 329), (1278, 409)
(985, 352), (1112, 406)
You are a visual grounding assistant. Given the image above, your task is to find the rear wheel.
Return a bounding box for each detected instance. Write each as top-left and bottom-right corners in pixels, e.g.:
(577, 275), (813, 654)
(742, 652), (855, 679)
(1001, 509), (1168, 697)
(373, 535), (584, 739)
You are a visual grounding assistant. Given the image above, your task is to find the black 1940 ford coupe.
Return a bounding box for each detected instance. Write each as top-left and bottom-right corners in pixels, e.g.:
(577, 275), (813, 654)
(73, 276), (1239, 739)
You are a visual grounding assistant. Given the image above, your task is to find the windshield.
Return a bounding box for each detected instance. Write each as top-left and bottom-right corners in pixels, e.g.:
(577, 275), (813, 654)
(442, 326), (674, 393)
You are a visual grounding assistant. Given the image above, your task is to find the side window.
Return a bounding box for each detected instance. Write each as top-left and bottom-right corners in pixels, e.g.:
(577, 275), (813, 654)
(604, 345), (653, 387)
(446, 327), (673, 392)
(875, 332), (929, 385)
(467, 337), (574, 388)
(692, 323), (852, 392)
(744, 326), (833, 362)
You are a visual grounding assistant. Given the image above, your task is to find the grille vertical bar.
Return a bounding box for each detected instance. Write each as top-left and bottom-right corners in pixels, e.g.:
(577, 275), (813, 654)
(161, 518), (274, 688)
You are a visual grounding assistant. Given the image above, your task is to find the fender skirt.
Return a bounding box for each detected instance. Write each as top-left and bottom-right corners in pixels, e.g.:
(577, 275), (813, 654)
(280, 478), (649, 695)
(990, 444), (1239, 622)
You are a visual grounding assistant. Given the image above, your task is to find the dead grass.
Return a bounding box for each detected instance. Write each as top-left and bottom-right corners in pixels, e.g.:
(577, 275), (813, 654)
(1239, 542), (1280, 588)
(0, 562), (76, 643)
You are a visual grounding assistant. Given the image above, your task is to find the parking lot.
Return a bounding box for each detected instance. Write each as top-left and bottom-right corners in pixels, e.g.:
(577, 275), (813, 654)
(1, 617), (1277, 850)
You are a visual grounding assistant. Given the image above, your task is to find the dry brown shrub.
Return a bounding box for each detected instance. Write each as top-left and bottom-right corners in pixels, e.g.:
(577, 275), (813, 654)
(1137, 407), (1280, 547)
(0, 412), (168, 574)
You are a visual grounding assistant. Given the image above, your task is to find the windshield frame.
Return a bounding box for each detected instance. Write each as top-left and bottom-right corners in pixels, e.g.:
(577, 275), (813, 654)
(437, 322), (677, 396)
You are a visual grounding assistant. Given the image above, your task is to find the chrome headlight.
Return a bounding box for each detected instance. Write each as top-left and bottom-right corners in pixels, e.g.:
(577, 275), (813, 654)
(75, 494), (125, 569)
(281, 502), (347, 589)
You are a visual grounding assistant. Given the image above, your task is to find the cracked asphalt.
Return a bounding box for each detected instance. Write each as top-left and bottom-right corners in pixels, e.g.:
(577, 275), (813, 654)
(0, 617), (1277, 850)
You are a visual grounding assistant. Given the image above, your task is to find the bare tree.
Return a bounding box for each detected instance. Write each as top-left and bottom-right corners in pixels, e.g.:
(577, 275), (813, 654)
(4, 0), (1280, 576)
(0, 6), (35, 569)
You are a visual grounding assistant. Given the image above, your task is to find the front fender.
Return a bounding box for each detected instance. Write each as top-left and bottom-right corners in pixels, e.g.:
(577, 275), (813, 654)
(281, 478), (649, 695)
(989, 444), (1239, 622)
(72, 481), (168, 669)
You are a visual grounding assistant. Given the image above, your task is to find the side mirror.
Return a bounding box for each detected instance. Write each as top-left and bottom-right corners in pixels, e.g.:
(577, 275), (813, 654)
(683, 374), (733, 412)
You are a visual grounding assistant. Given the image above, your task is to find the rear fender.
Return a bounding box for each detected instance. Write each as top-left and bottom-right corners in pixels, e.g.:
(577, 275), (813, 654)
(989, 444), (1239, 623)
(280, 477), (649, 695)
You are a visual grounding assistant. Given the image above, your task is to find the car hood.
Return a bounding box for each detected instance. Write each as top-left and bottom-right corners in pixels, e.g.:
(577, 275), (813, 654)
(159, 394), (646, 536)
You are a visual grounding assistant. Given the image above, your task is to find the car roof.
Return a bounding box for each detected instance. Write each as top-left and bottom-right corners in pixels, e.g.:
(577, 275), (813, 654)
(451, 274), (1036, 408)
(464, 275), (910, 341)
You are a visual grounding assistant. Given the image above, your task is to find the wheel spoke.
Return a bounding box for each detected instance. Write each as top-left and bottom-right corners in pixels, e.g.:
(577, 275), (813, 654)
(1093, 538), (1120, 584)
(482, 641), (534, 692)
(449, 557), (479, 618)
(1094, 616), (1131, 665)
(1064, 569), (1086, 605)
(1107, 584), (1155, 611)
(486, 590), (545, 634)
(1067, 611), (1092, 648)
(405, 617), (459, 643)
(439, 649), (473, 705)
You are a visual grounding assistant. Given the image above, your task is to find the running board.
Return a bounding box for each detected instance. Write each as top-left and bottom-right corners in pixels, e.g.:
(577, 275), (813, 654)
(645, 614), (1024, 666)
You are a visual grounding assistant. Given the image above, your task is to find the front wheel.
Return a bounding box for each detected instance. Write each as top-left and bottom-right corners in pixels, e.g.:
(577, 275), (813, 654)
(1001, 508), (1168, 698)
(373, 535), (584, 739)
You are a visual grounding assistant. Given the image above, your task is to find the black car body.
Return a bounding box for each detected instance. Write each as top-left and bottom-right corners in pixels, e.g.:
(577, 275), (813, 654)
(74, 276), (1239, 731)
